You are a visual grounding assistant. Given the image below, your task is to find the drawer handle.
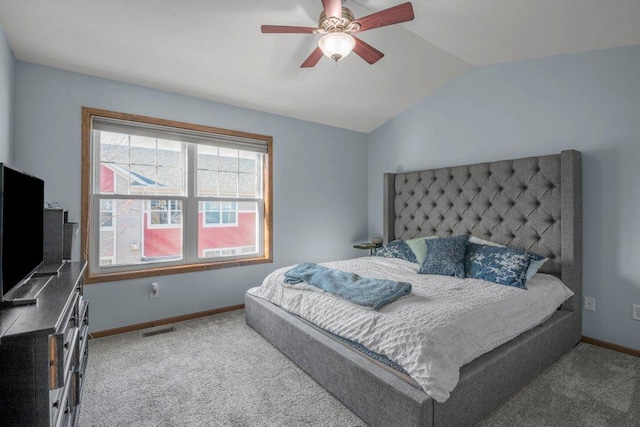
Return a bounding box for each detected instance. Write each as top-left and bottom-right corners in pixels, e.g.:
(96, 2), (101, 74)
(64, 408), (69, 415)
(52, 400), (59, 408)
(79, 335), (83, 341)
(64, 342), (69, 349)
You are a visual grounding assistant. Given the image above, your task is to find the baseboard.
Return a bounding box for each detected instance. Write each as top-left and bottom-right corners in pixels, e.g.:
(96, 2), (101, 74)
(90, 304), (245, 339)
(581, 336), (640, 358)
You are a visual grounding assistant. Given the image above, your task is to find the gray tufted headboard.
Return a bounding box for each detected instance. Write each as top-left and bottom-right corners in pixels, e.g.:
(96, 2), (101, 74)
(383, 150), (582, 311)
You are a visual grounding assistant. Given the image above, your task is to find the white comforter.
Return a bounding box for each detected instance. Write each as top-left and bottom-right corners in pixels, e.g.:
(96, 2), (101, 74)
(247, 257), (573, 402)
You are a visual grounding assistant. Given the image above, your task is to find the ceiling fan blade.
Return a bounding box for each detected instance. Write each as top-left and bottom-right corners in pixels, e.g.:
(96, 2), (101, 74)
(261, 25), (318, 34)
(352, 37), (384, 64)
(301, 47), (324, 68)
(322, 0), (342, 19)
(353, 2), (414, 32)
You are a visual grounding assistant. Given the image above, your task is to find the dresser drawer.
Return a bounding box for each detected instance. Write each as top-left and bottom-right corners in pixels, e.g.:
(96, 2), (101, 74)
(49, 293), (79, 390)
(55, 393), (73, 427)
(52, 369), (72, 427)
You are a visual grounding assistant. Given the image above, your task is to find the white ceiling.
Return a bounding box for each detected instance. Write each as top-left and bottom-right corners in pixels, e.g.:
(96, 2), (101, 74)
(1, 1), (639, 133)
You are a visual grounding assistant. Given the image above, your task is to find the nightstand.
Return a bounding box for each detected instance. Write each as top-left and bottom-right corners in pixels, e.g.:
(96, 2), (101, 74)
(353, 242), (382, 255)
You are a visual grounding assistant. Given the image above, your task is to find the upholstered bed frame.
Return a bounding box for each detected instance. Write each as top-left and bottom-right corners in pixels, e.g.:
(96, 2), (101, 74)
(245, 150), (582, 426)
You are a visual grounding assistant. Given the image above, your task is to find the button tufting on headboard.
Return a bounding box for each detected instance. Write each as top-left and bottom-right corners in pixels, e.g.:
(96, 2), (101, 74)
(388, 154), (567, 276)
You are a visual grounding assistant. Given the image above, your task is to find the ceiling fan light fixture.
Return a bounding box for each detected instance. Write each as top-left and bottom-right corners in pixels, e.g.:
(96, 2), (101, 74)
(318, 32), (356, 62)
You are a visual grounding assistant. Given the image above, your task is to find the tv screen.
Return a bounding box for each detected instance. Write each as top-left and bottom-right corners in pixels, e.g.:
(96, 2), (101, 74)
(0, 164), (44, 300)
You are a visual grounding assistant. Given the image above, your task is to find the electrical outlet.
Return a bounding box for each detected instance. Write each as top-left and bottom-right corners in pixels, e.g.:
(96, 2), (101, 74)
(633, 304), (640, 321)
(584, 296), (595, 312)
(150, 282), (159, 298)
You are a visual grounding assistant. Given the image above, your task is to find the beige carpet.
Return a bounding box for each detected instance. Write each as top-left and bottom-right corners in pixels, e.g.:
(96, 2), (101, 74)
(78, 310), (639, 426)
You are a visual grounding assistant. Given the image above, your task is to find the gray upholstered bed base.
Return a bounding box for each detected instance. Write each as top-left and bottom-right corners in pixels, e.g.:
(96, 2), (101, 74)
(246, 151), (582, 426)
(246, 294), (580, 426)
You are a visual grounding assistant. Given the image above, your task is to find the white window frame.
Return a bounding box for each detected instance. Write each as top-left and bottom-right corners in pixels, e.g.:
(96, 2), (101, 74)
(83, 108), (272, 282)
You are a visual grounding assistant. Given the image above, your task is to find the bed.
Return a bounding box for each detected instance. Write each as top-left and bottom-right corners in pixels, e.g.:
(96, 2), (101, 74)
(245, 150), (582, 426)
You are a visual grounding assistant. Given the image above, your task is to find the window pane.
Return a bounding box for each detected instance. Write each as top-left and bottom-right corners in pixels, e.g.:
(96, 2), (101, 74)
(150, 211), (167, 225)
(156, 139), (184, 167)
(197, 170), (218, 197)
(218, 148), (238, 172)
(222, 212), (236, 223)
(218, 172), (238, 197)
(97, 198), (183, 267)
(197, 145), (218, 171)
(99, 131), (129, 164)
(239, 172), (257, 198)
(99, 199), (114, 227)
(129, 165), (158, 195)
(129, 135), (157, 153)
(239, 151), (259, 173)
(171, 210), (182, 224)
(205, 212), (220, 224)
(199, 201), (258, 258)
(157, 166), (183, 195)
(97, 130), (186, 196)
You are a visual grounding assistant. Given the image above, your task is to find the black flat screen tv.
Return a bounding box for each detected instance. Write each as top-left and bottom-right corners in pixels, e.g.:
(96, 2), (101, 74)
(0, 164), (44, 301)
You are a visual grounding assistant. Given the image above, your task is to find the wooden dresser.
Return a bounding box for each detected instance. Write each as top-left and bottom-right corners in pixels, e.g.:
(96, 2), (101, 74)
(0, 262), (88, 426)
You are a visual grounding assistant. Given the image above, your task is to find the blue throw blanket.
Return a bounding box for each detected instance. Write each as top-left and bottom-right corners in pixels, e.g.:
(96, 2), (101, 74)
(283, 263), (411, 310)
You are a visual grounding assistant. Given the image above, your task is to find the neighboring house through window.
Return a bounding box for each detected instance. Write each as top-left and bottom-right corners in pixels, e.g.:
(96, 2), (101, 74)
(82, 108), (273, 282)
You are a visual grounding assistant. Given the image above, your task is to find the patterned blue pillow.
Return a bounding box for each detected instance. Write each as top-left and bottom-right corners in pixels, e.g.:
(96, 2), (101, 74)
(373, 240), (418, 264)
(464, 243), (532, 289)
(469, 236), (547, 280)
(418, 235), (468, 278)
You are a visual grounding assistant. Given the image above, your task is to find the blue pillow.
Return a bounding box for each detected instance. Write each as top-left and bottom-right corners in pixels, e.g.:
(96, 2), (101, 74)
(464, 243), (532, 289)
(373, 240), (417, 264)
(418, 235), (468, 278)
(468, 236), (548, 280)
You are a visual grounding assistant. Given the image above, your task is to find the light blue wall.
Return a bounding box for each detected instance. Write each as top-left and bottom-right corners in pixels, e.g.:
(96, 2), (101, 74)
(10, 34), (639, 349)
(368, 44), (640, 351)
(0, 26), (14, 163)
(13, 62), (369, 332)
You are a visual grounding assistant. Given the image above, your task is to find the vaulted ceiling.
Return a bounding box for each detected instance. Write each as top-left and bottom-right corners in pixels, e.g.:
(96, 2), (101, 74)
(1, 0), (639, 132)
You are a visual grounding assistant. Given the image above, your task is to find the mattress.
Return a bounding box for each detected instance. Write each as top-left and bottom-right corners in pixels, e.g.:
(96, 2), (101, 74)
(247, 256), (574, 403)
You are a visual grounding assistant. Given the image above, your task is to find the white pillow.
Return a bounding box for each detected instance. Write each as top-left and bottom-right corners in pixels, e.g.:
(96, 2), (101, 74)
(468, 236), (548, 281)
(405, 235), (439, 265)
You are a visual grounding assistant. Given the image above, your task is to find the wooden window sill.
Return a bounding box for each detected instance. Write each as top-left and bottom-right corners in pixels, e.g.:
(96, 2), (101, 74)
(85, 256), (272, 284)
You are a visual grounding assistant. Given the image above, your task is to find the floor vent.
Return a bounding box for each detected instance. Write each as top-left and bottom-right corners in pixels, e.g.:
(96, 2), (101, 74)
(141, 326), (176, 337)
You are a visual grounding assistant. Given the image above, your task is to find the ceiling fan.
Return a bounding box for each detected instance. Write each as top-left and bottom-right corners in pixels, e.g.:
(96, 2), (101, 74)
(261, 0), (414, 68)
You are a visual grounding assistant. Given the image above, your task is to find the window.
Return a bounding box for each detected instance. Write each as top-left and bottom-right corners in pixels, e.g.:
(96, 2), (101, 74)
(202, 201), (237, 227)
(148, 200), (183, 228)
(99, 200), (114, 228)
(82, 108), (272, 282)
(100, 257), (115, 266)
(202, 246), (256, 258)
